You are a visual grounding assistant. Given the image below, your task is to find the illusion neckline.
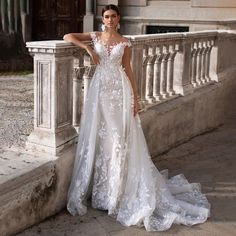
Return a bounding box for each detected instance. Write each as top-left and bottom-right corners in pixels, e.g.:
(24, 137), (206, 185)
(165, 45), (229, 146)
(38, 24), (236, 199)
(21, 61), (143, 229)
(95, 39), (128, 56)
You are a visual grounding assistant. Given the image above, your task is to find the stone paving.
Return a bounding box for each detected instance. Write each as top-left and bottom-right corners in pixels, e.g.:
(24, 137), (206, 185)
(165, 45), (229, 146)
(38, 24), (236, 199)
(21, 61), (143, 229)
(0, 75), (34, 182)
(1, 76), (236, 236)
(0, 75), (33, 148)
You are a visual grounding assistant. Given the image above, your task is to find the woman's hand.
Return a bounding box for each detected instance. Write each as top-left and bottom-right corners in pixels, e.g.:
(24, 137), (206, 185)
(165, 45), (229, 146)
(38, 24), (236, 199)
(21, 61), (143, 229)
(86, 46), (100, 65)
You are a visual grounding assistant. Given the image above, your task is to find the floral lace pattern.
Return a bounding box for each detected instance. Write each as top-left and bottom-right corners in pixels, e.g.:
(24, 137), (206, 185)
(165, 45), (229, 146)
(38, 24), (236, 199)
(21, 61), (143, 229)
(67, 31), (210, 231)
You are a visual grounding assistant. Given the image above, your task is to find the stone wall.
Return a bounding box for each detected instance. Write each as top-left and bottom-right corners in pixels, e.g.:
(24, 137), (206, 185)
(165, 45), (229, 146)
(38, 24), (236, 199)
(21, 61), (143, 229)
(141, 71), (236, 156)
(96, 0), (236, 34)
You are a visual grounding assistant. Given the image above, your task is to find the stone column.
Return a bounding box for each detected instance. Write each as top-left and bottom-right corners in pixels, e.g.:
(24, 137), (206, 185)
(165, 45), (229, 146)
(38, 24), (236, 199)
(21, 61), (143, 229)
(7, 0), (14, 33)
(26, 41), (77, 155)
(174, 35), (193, 95)
(1, 0), (8, 33)
(20, 0), (29, 42)
(83, 0), (94, 32)
(210, 36), (220, 82)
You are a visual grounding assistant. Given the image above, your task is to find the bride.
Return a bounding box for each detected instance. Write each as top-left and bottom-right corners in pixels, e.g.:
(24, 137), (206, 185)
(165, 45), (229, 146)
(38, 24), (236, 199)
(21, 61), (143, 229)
(63, 4), (210, 231)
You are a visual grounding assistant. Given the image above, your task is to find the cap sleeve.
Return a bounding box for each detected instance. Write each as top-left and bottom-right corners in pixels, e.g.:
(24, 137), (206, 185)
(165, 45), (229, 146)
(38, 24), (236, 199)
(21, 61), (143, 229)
(90, 32), (97, 42)
(124, 39), (132, 47)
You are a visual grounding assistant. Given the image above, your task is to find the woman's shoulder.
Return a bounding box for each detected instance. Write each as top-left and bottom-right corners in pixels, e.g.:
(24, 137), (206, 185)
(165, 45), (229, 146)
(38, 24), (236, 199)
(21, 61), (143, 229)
(89, 31), (101, 40)
(120, 36), (132, 47)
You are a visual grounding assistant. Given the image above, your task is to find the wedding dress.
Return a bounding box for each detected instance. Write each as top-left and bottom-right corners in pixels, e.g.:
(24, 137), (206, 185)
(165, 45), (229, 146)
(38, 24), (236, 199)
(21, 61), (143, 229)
(67, 32), (210, 231)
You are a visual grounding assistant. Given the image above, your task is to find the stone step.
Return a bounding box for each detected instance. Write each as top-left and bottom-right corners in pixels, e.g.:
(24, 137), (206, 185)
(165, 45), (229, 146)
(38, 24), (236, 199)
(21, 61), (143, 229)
(0, 146), (75, 236)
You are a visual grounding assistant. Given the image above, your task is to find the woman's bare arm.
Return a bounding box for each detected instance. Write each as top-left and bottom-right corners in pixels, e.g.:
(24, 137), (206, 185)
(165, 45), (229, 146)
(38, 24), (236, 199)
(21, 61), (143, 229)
(63, 32), (100, 65)
(122, 44), (140, 116)
(63, 33), (91, 50)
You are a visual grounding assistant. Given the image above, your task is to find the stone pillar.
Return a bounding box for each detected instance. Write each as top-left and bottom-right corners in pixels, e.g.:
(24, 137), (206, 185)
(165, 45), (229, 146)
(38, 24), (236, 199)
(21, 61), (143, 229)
(7, 0), (14, 33)
(83, 0), (94, 32)
(210, 35), (221, 82)
(1, 0), (8, 33)
(174, 35), (193, 95)
(26, 41), (77, 155)
(19, 0), (32, 42)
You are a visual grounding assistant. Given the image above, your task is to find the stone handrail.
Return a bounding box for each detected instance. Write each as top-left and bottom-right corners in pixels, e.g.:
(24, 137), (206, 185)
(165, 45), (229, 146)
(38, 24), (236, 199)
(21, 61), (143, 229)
(26, 30), (236, 154)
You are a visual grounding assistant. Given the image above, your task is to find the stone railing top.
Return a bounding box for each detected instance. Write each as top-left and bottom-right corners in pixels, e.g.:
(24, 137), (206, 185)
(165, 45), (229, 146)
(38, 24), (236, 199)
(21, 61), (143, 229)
(124, 30), (236, 45)
(26, 40), (77, 49)
(120, 16), (236, 24)
(125, 32), (183, 41)
(26, 40), (91, 55)
(126, 30), (220, 41)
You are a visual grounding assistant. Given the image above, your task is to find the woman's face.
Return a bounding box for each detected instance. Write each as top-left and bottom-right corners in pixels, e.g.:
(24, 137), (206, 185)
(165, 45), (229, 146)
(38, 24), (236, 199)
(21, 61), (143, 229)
(102, 9), (120, 30)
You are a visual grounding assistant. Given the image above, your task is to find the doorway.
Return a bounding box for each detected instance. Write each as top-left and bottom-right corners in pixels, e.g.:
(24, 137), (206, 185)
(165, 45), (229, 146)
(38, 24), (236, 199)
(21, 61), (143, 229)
(32, 0), (85, 40)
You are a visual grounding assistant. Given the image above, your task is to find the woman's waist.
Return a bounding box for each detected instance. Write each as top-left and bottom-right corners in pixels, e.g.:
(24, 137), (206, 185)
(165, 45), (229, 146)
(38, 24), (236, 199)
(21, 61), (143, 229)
(96, 61), (123, 69)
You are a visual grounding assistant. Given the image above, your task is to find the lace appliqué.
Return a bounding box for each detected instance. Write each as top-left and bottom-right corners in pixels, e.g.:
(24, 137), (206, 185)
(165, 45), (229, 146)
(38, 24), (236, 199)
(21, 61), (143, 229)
(67, 31), (210, 232)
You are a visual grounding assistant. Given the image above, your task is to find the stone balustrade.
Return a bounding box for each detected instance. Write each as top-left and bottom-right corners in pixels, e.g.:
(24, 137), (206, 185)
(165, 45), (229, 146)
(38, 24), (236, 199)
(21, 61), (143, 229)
(126, 31), (219, 106)
(26, 30), (236, 155)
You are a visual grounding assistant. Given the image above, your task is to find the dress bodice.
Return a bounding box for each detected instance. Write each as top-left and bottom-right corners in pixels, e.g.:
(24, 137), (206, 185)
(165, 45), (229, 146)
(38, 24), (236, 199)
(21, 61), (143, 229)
(90, 32), (131, 67)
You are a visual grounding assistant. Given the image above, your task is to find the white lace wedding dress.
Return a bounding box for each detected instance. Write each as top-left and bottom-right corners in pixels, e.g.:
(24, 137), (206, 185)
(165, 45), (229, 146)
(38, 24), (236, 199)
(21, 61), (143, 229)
(67, 32), (210, 231)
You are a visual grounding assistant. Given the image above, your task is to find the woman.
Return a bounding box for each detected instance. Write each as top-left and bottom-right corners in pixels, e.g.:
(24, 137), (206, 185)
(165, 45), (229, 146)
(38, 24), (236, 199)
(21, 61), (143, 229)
(64, 4), (210, 231)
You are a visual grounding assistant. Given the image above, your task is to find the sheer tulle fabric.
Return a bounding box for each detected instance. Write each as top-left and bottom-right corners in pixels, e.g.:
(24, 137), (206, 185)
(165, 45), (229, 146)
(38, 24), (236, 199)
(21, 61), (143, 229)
(67, 32), (210, 231)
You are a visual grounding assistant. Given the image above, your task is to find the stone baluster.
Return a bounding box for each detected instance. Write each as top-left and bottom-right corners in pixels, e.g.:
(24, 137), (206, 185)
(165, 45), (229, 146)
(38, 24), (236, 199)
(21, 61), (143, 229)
(210, 36), (219, 82)
(160, 45), (170, 99)
(205, 40), (213, 82)
(174, 34), (193, 95)
(142, 46), (149, 105)
(167, 44), (177, 96)
(26, 41), (77, 155)
(196, 41), (204, 86)
(153, 45), (163, 102)
(191, 42), (198, 87)
(72, 51), (86, 130)
(146, 45), (156, 103)
(200, 41), (207, 84)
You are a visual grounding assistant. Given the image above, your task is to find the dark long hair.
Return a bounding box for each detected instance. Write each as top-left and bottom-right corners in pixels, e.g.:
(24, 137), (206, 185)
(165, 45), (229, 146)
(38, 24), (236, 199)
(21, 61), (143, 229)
(102, 4), (120, 16)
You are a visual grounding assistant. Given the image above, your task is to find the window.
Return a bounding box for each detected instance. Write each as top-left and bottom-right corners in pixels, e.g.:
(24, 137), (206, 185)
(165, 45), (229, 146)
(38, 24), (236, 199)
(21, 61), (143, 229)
(146, 25), (189, 34)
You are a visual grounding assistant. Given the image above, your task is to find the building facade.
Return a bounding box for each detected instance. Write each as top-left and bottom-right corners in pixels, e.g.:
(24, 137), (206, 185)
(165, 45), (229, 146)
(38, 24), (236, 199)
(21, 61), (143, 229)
(1, 0), (236, 71)
(95, 0), (236, 34)
(0, 0), (86, 71)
